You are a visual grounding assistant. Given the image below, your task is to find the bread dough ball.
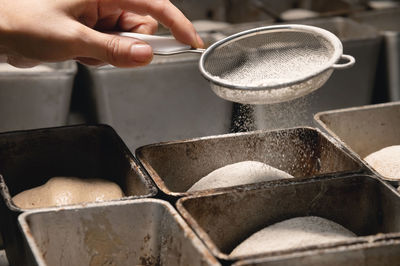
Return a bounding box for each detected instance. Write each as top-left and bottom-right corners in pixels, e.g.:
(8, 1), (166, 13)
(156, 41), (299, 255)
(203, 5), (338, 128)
(12, 177), (124, 209)
(280, 9), (319, 21)
(364, 145), (400, 180)
(187, 161), (293, 192)
(230, 216), (356, 257)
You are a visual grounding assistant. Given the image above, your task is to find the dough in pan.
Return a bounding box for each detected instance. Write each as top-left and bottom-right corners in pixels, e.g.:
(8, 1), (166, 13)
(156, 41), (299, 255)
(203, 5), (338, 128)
(187, 161), (293, 192)
(230, 216), (356, 257)
(12, 176), (124, 209)
(364, 145), (400, 180)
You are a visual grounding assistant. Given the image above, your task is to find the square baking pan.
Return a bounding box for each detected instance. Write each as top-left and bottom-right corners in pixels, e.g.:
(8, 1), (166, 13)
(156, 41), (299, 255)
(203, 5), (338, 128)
(0, 125), (157, 265)
(18, 199), (220, 266)
(177, 174), (400, 262)
(315, 101), (400, 183)
(136, 127), (366, 198)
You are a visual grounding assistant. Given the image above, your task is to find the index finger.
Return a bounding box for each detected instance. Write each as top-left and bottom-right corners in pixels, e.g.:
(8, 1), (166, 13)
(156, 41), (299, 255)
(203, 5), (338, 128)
(115, 0), (204, 48)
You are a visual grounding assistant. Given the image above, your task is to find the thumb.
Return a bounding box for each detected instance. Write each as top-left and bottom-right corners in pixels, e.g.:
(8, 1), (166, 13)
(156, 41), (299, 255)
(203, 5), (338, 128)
(77, 27), (153, 67)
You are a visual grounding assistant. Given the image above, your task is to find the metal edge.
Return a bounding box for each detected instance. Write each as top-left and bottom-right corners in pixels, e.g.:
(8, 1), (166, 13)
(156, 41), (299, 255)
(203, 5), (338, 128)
(316, 128), (370, 175)
(108, 124), (159, 198)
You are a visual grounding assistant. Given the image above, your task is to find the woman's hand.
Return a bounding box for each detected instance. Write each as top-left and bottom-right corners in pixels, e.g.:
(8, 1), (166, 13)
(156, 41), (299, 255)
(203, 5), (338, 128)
(0, 0), (204, 67)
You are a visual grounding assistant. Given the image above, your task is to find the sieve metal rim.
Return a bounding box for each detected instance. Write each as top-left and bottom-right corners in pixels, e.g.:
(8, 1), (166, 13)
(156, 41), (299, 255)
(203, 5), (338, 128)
(199, 24), (344, 92)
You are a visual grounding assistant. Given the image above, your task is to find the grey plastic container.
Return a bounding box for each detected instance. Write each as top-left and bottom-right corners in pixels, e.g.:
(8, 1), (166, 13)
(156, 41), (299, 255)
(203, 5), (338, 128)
(0, 125), (157, 266)
(234, 238), (400, 266)
(0, 62), (77, 132)
(177, 174), (400, 262)
(351, 8), (400, 102)
(245, 17), (381, 131)
(18, 199), (220, 266)
(85, 34), (232, 152)
(314, 101), (400, 183)
(136, 127), (365, 198)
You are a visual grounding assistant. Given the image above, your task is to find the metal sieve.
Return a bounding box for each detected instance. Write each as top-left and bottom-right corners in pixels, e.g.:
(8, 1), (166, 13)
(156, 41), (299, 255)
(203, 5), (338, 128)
(116, 24), (355, 104)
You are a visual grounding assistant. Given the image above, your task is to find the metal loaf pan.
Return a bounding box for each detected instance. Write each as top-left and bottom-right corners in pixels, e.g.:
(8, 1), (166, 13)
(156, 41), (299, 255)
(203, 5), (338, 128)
(0, 61), (77, 132)
(314, 101), (400, 182)
(18, 199), (220, 266)
(136, 127), (365, 197)
(0, 125), (157, 266)
(177, 174), (400, 262)
(84, 32), (232, 152)
(351, 8), (400, 102)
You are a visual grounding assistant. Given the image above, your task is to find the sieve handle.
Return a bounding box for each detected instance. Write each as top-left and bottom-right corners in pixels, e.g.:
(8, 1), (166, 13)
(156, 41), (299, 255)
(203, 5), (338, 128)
(332, 54), (356, 69)
(112, 32), (201, 55)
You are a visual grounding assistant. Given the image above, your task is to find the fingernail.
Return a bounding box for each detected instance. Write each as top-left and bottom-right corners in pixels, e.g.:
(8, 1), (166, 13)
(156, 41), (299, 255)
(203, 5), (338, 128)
(130, 44), (152, 62)
(195, 33), (204, 48)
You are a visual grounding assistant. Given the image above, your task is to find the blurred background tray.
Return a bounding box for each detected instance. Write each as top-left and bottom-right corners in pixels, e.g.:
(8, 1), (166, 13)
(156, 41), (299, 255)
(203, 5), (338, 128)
(0, 62), (76, 132)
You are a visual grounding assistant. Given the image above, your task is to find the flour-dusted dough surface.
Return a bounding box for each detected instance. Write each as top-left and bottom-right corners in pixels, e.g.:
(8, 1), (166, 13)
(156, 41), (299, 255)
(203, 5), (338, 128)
(230, 216), (356, 257)
(12, 177), (124, 209)
(364, 145), (400, 180)
(187, 161), (294, 192)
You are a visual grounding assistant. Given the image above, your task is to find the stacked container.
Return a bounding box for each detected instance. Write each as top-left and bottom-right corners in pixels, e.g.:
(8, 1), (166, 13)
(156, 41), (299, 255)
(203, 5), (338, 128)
(0, 62), (77, 132)
(84, 33), (232, 152)
(351, 8), (400, 102)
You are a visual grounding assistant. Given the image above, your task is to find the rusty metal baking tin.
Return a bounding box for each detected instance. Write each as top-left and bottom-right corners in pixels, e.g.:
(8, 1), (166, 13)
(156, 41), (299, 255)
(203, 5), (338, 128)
(136, 127), (367, 197)
(177, 174), (400, 262)
(18, 199), (220, 266)
(315, 101), (400, 183)
(0, 125), (157, 265)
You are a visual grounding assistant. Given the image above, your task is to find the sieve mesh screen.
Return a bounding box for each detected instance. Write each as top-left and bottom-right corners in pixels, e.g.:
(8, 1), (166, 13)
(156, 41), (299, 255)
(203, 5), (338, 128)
(203, 29), (335, 88)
